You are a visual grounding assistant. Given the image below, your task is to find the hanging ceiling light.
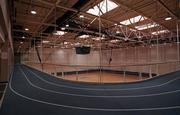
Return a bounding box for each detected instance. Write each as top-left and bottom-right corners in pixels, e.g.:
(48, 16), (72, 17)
(42, 40), (50, 43)
(25, 28), (29, 31)
(53, 31), (66, 36)
(110, 39), (120, 43)
(79, 15), (84, 18)
(124, 37), (128, 41)
(61, 27), (65, 30)
(65, 24), (69, 27)
(31, 10), (37, 14)
(64, 42), (68, 45)
(79, 35), (90, 38)
(116, 30), (120, 34)
(165, 17), (172, 21)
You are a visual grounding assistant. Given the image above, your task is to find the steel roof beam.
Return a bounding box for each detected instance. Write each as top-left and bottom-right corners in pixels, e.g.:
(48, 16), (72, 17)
(35, 0), (149, 36)
(34, 0), (61, 33)
(156, 0), (180, 21)
(15, 18), (58, 27)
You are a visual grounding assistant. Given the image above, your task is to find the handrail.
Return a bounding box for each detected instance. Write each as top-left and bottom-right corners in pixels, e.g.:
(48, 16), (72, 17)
(23, 60), (180, 83)
(23, 60), (180, 68)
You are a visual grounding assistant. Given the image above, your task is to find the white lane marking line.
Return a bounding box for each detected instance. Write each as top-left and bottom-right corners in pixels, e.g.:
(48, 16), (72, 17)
(21, 66), (180, 98)
(8, 66), (180, 111)
(0, 74), (11, 109)
(25, 66), (180, 91)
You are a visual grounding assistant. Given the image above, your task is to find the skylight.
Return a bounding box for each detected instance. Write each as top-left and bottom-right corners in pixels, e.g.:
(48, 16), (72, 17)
(53, 31), (67, 36)
(135, 23), (159, 30)
(120, 15), (147, 25)
(151, 30), (169, 35)
(86, 0), (118, 16)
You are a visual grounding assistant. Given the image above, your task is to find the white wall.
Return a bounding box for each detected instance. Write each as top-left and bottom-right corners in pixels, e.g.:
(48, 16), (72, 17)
(0, 0), (14, 82)
(22, 43), (180, 75)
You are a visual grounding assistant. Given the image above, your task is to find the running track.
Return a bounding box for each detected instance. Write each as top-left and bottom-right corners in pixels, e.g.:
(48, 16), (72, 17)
(0, 64), (180, 115)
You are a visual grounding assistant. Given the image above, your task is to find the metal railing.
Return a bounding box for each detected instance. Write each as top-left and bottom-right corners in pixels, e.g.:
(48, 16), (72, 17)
(23, 60), (180, 83)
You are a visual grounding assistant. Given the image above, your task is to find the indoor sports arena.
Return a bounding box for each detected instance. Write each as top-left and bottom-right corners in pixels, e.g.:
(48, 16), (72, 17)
(0, 0), (180, 115)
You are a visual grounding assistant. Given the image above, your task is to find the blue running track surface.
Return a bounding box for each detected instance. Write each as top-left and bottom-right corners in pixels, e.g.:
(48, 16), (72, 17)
(0, 64), (180, 115)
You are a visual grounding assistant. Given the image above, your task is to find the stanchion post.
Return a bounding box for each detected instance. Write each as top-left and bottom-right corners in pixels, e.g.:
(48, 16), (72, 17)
(149, 65), (152, 78)
(61, 66), (64, 78)
(76, 67), (78, 81)
(123, 67), (126, 82)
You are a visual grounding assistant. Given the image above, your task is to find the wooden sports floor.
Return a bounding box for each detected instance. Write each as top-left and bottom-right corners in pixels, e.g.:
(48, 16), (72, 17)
(61, 72), (147, 83)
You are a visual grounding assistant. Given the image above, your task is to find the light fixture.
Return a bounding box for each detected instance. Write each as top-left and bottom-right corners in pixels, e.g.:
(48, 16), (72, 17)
(135, 23), (159, 30)
(25, 28), (29, 31)
(137, 36), (142, 39)
(165, 17), (172, 21)
(79, 15), (84, 18)
(42, 40), (50, 43)
(65, 24), (69, 27)
(118, 25), (123, 27)
(53, 31), (66, 36)
(92, 37), (106, 41)
(75, 42), (81, 46)
(79, 35), (90, 38)
(61, 27), (65, 30)
(22, 36), (25, 39)
(116, 30), (120, 34)
(151, 30), (169, 35)
(20, 42), (23, 44)
(31, 10), (37, 14)
(124, 37), (128, 41)
(64, 42), (68, 45)
(110, 39), (120, 43)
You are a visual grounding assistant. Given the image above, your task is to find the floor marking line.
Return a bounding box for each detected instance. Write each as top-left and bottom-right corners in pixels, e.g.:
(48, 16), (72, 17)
(8, 66), (180, 111)
(25, 66), (180, 91)
(21, 66), (180, 98)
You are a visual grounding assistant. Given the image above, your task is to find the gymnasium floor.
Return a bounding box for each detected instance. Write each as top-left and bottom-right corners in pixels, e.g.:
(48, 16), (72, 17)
(62, 71), (146, 83)
(0, 64), (180, 115)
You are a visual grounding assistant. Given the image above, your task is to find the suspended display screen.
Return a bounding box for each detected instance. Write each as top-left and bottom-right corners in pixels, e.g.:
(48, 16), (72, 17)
(75, 46), (91, 54)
